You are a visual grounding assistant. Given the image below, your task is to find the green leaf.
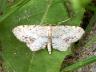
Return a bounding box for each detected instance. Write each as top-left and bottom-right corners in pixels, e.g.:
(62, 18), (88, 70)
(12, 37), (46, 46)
(61, 56), (96, 72)
(0, 0), (31, 22)
(0, 0), (85, 72)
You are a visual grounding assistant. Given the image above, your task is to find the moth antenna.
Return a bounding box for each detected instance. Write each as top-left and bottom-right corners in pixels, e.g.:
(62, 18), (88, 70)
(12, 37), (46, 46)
(47, 25), (52, 54)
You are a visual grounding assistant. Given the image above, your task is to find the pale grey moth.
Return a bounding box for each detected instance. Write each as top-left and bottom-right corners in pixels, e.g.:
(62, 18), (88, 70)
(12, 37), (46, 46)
(12, 25), (85, 54)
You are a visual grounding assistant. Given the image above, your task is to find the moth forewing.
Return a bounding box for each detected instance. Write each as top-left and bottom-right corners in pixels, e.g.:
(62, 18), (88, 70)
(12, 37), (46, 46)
(51, 26), (85, 51)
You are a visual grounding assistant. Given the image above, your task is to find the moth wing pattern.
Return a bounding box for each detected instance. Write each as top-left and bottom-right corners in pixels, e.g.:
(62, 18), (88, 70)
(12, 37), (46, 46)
(12, 25), (48, 51)
(52, 26), (85, 51)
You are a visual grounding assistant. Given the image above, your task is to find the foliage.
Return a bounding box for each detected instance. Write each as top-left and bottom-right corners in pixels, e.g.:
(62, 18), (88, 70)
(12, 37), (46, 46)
(0, 0), (95, 72)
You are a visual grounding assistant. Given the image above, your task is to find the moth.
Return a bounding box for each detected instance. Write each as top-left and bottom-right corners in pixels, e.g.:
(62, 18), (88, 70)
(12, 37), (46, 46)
(12, 25), (85, 54)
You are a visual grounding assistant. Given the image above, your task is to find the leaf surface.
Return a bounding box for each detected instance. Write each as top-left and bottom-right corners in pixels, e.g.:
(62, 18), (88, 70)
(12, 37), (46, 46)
(0, 0), (85, 72)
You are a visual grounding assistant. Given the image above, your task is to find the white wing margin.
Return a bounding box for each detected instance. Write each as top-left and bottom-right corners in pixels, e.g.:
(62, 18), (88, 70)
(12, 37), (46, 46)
(12, 25), (48, 51)
(52, 26), (85, 51)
